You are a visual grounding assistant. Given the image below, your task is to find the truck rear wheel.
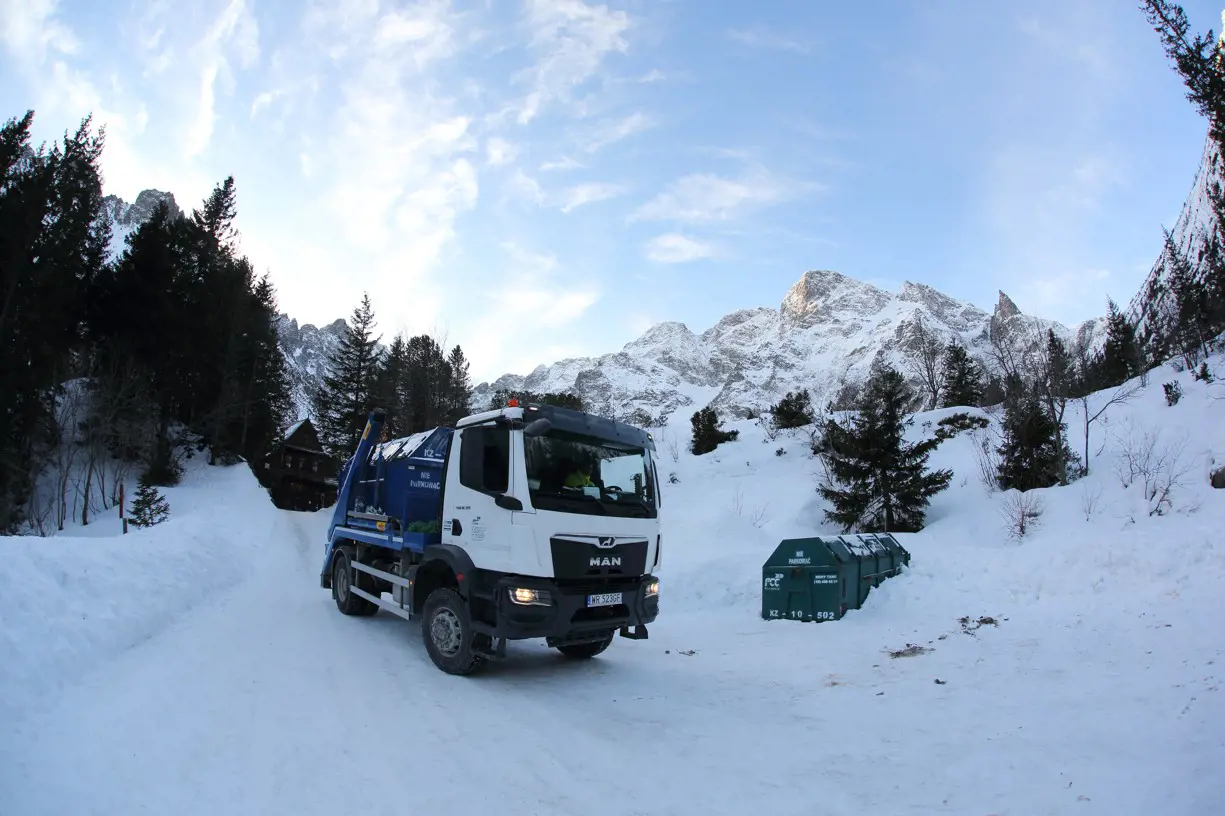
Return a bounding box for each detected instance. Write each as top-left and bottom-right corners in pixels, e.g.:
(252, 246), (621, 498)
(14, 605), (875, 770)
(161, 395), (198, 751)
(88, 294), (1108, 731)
(332, 550), (378, 616)
(556, 634), (614, 660)
(422, 588), (487, 676)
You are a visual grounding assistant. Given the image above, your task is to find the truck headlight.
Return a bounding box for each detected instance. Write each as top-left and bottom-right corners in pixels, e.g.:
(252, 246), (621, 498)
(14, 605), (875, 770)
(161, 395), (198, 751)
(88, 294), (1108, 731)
(509, 587), (552, 606)
(644, 578), (659, 599)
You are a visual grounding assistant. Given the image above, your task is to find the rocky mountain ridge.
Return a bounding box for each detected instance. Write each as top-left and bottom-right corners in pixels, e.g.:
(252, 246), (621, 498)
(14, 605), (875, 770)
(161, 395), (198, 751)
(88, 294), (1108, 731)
(101, 189), (180, 259)
(1127, 133), (1221, 345)
(470, 271), (1106, 425)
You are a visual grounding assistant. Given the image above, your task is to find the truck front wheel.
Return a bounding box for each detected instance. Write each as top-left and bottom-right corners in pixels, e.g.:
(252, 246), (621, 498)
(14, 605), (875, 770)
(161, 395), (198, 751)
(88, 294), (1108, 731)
(422, 588), (487, 676)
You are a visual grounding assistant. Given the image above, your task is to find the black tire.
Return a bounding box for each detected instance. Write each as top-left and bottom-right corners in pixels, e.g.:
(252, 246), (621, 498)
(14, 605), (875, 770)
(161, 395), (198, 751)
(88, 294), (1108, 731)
(332, 550), (378, 616)
(421, 588), (487, 676)
(556, 634), (614, 660)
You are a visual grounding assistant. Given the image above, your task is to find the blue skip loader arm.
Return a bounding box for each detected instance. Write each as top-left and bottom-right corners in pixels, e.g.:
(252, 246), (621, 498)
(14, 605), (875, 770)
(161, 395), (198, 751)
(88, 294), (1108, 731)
(320, 408), (386, 584)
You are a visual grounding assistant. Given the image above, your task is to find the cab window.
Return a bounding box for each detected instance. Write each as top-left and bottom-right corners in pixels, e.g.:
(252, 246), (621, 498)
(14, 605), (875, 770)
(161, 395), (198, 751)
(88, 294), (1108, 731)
(459, 426), (509, 493)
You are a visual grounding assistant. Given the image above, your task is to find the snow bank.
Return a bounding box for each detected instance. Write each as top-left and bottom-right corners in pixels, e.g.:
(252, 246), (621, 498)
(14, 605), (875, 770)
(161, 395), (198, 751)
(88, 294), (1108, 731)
(653, 357), (1225, 622)
(0, 457), (289, 723)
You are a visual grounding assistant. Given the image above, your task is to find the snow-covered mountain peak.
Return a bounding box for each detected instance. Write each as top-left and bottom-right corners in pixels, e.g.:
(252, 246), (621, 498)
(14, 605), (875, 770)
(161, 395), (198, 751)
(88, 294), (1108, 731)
(780, 269), (891, 326)
(993, 290), (1023, 322)
(101, 189), (181, 260)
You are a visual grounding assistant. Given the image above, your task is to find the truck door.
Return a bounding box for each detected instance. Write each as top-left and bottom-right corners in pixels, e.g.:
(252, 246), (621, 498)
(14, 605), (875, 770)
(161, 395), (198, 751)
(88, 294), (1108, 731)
(442, 424), (516, 569)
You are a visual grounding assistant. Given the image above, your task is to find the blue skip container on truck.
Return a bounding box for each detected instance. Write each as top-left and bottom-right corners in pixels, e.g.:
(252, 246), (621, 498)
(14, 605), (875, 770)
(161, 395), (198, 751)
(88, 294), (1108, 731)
(321, 400), (662, 675)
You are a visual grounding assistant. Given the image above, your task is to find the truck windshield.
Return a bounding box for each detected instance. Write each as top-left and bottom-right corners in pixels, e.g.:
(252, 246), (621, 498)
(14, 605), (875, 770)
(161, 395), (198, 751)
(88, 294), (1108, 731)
(523, 429), (658, 518)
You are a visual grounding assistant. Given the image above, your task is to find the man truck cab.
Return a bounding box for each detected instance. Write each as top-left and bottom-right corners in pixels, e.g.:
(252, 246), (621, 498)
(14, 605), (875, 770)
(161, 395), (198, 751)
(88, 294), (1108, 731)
(321, 400), (662, 675)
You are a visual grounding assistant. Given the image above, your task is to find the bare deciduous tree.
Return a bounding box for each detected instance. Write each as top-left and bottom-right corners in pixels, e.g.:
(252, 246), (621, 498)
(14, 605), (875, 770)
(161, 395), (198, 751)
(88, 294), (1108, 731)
(903, 314), (946, 410)
(1076, 381), (1142, 477)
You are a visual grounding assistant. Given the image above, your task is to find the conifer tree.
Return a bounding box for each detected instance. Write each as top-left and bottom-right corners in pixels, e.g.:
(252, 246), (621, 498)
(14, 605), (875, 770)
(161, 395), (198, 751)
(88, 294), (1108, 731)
(313, 293), (382, 458)
(0, 112), (109, 526)
(1100, 298), (1142, 386)
(996, 373), (1063, 492)
(400, 334), (450, 432)
(939, 343), (985, 408)
(690, 407), (738, 455)
(1036, 330), (1075, 484)
(374, 335), (411, 437)
(445, 345), (473, 424)
(1162, 229), (1214, 369)
(240, 274), (293, 461)
(817, 365), (952, 532)
(490, 389), (584, 411)
(129, 472), (170, 528)
(769, 389), (813, 429)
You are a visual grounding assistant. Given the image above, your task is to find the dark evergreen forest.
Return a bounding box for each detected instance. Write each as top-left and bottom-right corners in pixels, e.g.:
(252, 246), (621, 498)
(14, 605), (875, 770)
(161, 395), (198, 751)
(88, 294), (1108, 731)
(0, 108), (482, 534)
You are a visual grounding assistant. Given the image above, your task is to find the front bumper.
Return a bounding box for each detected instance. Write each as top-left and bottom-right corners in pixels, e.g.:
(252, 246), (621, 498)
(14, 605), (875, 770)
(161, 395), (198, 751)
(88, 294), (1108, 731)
(483, 574), (659, 645)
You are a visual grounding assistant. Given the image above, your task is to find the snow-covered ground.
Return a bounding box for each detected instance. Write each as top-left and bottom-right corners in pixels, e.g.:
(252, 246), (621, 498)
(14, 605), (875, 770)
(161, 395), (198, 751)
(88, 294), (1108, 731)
(2, 358), (1223, 815)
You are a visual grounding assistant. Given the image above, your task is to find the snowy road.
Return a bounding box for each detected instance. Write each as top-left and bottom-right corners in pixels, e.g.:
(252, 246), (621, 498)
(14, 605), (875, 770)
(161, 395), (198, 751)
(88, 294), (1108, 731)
(3, 501), (1222, 815)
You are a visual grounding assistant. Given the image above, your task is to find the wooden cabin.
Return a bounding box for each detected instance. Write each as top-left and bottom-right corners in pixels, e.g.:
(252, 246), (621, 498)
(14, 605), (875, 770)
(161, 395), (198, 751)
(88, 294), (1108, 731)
(262, 419), (338, 511)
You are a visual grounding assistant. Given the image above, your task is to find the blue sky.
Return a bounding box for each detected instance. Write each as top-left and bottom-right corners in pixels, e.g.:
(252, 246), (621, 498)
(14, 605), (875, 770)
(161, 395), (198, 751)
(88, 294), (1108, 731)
(1, 0), (1221, 383)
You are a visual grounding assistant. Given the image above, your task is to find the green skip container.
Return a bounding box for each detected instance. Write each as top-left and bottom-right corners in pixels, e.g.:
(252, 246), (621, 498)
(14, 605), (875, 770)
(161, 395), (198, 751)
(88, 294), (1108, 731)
(761, 533), (911, 622)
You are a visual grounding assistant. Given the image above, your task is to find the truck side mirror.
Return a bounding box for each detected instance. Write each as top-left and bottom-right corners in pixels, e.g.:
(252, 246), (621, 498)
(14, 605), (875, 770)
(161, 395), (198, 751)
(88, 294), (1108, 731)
(522, 418), (552, 437)
(495, 494), (523, 511)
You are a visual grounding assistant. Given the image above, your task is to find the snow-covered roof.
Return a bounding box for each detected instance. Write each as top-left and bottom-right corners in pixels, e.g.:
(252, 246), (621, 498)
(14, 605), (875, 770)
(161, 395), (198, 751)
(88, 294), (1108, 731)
(284, 419), (309, 440)
(374, 428), (446, 462)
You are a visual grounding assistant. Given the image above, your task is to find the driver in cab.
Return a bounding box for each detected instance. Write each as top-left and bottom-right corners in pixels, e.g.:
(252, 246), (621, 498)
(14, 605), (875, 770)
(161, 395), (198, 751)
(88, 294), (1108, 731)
(563, 460), (595, 489)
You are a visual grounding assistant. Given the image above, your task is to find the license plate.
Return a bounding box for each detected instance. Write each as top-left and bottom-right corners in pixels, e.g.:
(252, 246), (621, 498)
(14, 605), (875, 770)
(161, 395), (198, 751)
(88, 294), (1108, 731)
(587, 592), (622, 607)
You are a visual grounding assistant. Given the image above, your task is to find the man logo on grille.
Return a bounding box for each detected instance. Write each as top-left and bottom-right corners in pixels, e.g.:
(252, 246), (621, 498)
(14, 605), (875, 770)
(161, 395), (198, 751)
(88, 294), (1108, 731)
(596, 536), (616, 548)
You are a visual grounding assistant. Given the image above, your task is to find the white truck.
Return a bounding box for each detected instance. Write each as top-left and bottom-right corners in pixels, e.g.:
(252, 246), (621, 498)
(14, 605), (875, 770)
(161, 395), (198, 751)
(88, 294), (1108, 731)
(320, 400), (662, 675)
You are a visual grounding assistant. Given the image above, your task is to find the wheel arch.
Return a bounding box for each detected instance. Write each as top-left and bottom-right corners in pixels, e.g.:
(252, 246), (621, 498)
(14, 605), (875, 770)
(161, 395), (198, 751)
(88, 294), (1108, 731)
(326, 542), (357, 596)
(414, 544), (477, 615)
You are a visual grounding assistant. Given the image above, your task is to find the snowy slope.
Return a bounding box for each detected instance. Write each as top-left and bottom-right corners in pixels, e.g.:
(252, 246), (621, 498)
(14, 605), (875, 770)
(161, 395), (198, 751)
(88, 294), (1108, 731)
(474, 271), (1106, 424)
(1, 353), (1221, 815)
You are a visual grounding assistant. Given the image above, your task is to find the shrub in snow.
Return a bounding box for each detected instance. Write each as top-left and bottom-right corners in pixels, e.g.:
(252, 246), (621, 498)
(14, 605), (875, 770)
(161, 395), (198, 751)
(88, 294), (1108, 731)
(1000, 490), (1043, 539)
(689, 407), (738, 455)
(817, 364), (952, 533)
(1164, 381), (1182, 406)
(1193, 362), (1214, 383)
(769, 389), (814, 430)
(1110, 419), (1196, 516)
(1080, 484), (1104, 521)
(129, 474), (170, 528)
(935, 411), (990, 439)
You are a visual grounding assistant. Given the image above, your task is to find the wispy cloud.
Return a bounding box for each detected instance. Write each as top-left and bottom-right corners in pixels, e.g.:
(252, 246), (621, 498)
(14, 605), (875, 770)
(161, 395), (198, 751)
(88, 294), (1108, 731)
(184, 0), (260, 158)
(559, 181), (626, 212)
(485, 136), (517, 166)
(727, 24), (810, 54)
(461, 242), (602, 377)
(1016, 15), (1108, 77)
(1046, 154), (1122, 214)
(584, 110), (653, 152)
(631, 167), (816, 224)
(250, 0), (481, 334)
(645, 233), (719, 263)
(513, 0), (632, 124)
(539, 155), (584, 172)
